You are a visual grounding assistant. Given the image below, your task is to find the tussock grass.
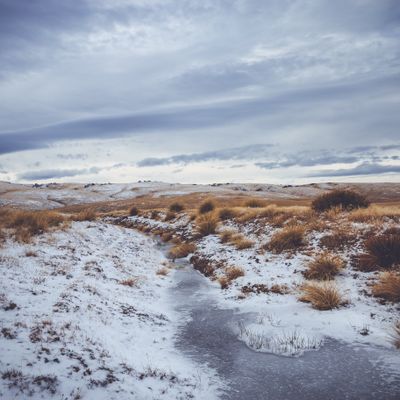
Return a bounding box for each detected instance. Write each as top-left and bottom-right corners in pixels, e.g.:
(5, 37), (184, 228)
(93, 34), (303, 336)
(312, 189), (369, 212)
(230, 234), (254, 250)
(356, 233), (400, 271)
(129, 206), (139, 216)
(348, 205), (400, 223)
(169, 202), (184, 212)
(299, 281), (344, 310)
(266, 225), (306, 253)
(120, 277), (140, 287)
(168, 242), (196, 259)
(319, 228), (357, 251)
(219, 229), (236, 243)
(164, 211), (176, 221)
(1, 209), (66, 243)
(304, 252), (344, 280)
(196, 213), (218, 236)
(372, 272), (400, 303)
(198, 199), (215, 214)
(244, 199), (267, 208)
(71, 209), (97, 221)
(219, 266), (245, 288)
(218, 207), (239, 221)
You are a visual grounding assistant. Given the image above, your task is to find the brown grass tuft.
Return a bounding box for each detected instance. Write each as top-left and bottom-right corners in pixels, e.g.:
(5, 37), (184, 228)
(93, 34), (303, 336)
(356, 233), (400, 271)
(218, 207), (238, 221)
(120, 277), (140, 287)
(168, 242), (196, 259)
(225, 266), (245, 281)
(304, 252), (345, 280)
(230, 234), (254, 250)
(299, 281), (344, 310)
(266, 225), (306, 253)
(72, 209), (97, 221)
(198, 199), (215, 214)
(169, 202), (184, 212)
(196, 213), (218, 236)
(244, 199), (267, 208)
(371, 272), (400, 303)
(319, 229), (357, 251)
(164, 211), (176, 221)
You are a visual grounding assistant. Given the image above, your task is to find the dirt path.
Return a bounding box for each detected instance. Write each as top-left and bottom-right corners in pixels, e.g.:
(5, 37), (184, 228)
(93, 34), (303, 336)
(169, 261), (400, 400)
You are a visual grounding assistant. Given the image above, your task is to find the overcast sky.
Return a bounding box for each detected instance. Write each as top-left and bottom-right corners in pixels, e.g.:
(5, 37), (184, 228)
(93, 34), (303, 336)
(0, 0), (399, 184)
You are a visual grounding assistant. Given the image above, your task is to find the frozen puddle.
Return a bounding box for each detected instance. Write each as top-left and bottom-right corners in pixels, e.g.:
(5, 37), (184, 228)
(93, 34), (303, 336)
(170, 262), (400, 400)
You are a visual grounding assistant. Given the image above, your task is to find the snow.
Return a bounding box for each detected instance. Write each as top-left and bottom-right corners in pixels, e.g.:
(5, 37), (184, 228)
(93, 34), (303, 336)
(0, 221), (221, 399)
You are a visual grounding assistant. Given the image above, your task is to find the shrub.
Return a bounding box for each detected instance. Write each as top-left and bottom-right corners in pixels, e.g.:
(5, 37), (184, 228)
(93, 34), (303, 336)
(299, 282), (344, 310)
(168, 242), (196, 259)
(266, 225), (306, 253)
(356, 233), (400, 271)
(371, 272), (400, 303)
(312, 189), (369, 212)
(199, 199), (215, 214)
(196, 214), (218, 236)
(303, 253), (344, 280)
(218, 207), (238, 221)
(129, 206), (139, 216)
(244, 199), (266, 208)
(169, 202), (184, 212)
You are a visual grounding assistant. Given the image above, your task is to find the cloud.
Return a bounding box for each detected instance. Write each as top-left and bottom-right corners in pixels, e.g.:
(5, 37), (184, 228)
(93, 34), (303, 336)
(18, 167), (101, 181)
(137, 144), (274, 167)
(56, 153), (88, 160)
(309, 163), (400, 177)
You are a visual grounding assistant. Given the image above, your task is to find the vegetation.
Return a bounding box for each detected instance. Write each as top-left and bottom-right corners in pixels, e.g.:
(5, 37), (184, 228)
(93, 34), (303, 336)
(300, 282), (344, 310)
(198, 199), (215, 214)
(168, 242), (196, 259)
(169, 202), (184, 212)
(372, 272), (400, 303)
(196, 213), (218, 236)
(129, 206), (139, 216)
(303, 252), (344, 280)
(312, 189), (369, 212)
(266, 225), (306, 253)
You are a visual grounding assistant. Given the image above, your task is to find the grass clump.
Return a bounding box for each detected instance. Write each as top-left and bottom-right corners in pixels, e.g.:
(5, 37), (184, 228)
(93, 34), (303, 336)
(199, 199), (215, 214)
(356, 233), (400, 271)
(303, 252), (344, 280)
(129, 206), (139, 216)
(244, 199), (267, 208)
(168, 242), (196, 259)
(230, 234), (254, 250)
(219, 266), (245, 289)
(266, 225), (306, 253)
(169, 202), (184, 212)
(218, 207), (238, 221)
(120, 277), (140, 287)
(196, 214), (218, 237)
(299, 282), (344, 310)
(312, 189), (369, 212)
(371, 272), (400, 303)
(72, 209), (96, 221)
(391, 322), (400, 349)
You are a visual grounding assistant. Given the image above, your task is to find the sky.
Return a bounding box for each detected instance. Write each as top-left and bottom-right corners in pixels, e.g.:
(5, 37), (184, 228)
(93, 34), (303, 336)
(0, 0), (399, 184)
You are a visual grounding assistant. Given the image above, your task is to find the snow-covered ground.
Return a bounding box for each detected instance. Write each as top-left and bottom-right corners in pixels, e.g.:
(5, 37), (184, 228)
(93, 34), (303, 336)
(0, 221), (221, 399)
(121, 212), (400, 359)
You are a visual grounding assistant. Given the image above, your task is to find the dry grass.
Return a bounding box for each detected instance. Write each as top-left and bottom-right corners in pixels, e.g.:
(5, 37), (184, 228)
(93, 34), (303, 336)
(219, 229), (236, 243)
(303, 252), (344, 280)
(319, 228), (357, 251)
(356, 233), (400, 271)
(218, 207), (239, 221)
(266, 225), (306, 253)
(120, 277), (140, 287)
(299, 281), (344, 310)
(71, 209), (97, 221)
(312, 189), (369, 212)
(196, 213), (218, 236)
(219, 266), (245, 289)
(168, 242), (196, 259)
(230, 234), (254, 250)
(198, 199), (216, 214)
(1, 209), (66, 243)
(371, 272), (400, 303)
(348, 205), (400, 223)
(244, 199), (267, 208)
(169, 202), (184, 212)
(164, 211), (176, 221)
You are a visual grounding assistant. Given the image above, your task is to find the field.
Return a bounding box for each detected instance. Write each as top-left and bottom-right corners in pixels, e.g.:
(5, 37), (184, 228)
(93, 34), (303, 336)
(1, 181), (400, 399)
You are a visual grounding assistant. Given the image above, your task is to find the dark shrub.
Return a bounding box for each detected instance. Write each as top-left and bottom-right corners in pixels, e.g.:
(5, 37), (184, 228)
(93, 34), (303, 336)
(312, 189), (369, 212)
(169, 202), (184, 212)
(199, 199), (215, 214)
(129, 206), (139, 216)
(356, 233), (400, 271)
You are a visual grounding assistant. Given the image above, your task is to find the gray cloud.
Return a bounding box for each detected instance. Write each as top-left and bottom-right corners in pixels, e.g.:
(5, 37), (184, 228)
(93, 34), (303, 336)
(18, 167), (101, 181)
(137, 144), (274, 167)
(309, 163), (400, 177)
(56, 153), (88, 160)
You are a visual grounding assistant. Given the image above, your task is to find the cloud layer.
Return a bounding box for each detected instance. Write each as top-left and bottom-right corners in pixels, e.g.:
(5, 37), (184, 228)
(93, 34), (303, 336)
(0, 0), (399, 182)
